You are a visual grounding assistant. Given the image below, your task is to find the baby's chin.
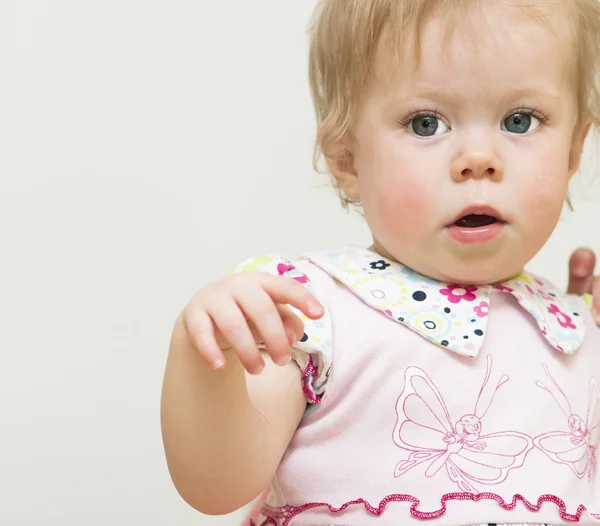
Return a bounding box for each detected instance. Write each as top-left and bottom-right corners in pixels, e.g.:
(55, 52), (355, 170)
(386, 248), (525, 285)
(419, 259), (525, 286)
(370, 240), (527, 285)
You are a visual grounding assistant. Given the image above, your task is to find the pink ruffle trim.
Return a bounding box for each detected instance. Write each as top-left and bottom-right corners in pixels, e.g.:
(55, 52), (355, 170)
(300, 355), (321, 405)
(251, 491), (600, 525)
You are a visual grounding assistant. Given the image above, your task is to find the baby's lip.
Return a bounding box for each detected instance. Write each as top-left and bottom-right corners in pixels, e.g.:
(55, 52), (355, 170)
(449, 205), (506, 226)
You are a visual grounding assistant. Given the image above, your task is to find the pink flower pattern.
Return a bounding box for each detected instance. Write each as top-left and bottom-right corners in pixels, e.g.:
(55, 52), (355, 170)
(548, 304), (577, 330)
(473, 301), (489, 318)
(537, 288), (553, 301)
(439, 285), (478, 304)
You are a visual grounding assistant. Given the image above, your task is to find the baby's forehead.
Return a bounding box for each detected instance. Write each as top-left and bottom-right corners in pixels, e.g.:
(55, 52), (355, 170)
(370, 2), (575, 92)
(382, 1), (569, 57)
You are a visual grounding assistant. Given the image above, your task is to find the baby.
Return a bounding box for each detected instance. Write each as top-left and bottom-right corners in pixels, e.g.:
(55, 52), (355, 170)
(162, 1), (600, 525)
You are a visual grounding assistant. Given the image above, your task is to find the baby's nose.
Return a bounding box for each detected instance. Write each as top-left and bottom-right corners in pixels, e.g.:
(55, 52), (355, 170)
(451, 145), (503, 183)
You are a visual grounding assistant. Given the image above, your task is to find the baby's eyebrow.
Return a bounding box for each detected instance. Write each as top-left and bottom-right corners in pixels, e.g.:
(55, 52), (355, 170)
(384, 85), (562, 107)
(501, 86), (562, 104)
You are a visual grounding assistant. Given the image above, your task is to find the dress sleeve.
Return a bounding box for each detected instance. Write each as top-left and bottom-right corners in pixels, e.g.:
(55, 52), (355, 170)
(581, 293), (600, 327)
(232, 255), (333, 407)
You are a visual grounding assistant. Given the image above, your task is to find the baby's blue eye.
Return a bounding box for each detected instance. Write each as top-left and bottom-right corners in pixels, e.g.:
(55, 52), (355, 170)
(503, 113), (540, 134)
(411, 116), (448, 137)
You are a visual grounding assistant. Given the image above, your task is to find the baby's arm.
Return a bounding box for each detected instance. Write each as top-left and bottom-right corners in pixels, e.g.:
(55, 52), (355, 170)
(161, 272), (323, 515)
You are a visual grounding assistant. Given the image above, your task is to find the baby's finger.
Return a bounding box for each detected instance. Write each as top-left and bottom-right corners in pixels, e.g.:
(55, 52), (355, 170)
(592, 275), (600, 325)
(236, 291), (292, 366)
(277, 303), (305, 347)
(567, 248), (596, 295)
(184, 310), (226, 370)
(208, 303), (266, 375)
(261, 274), (325, 319)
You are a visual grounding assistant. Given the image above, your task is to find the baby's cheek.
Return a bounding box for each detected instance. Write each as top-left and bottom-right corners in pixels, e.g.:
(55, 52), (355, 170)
(514, 168), (568, 236)
(516, 166), (568, 209)
(376, 180), (432, 241)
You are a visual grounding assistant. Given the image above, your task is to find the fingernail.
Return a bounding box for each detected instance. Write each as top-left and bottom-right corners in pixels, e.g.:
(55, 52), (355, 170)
(253, 362), (266, 374)
(212, 359), (225, 370)
(276, 355), (292, 366)
(310, 303), (323, 316)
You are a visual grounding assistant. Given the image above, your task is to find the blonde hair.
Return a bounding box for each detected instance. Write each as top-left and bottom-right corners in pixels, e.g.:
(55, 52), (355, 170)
(308, 0), (600, 207)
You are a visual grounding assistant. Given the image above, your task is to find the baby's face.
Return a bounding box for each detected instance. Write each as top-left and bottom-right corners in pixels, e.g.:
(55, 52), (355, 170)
(343, 3), (587, 284)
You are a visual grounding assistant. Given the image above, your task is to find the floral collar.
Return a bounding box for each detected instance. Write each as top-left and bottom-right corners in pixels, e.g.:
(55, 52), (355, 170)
(303, 247), (586, 357)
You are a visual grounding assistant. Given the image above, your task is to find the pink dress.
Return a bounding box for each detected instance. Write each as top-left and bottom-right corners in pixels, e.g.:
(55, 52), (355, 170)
(236, 247), (600, 526)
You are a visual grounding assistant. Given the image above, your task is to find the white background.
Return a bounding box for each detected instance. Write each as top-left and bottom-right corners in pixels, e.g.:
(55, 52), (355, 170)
(1, 1), (599, 525)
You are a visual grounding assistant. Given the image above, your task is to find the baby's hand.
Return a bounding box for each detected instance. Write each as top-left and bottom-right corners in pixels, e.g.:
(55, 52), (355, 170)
(182, 272), (324, 375)
(568, 247), (600, 323)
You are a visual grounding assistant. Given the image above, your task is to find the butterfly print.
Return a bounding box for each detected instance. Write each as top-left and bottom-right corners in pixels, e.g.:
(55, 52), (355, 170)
(534, 364), (600, 481)
(393, 355), (533, 493)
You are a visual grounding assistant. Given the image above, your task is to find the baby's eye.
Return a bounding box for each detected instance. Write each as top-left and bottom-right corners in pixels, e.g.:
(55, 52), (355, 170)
(411, 115), (449, 137)
(502, 112), (540, 134)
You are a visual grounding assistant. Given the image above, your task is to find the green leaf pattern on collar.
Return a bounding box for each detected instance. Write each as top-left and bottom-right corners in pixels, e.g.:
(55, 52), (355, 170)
(303, 247), (585, 358)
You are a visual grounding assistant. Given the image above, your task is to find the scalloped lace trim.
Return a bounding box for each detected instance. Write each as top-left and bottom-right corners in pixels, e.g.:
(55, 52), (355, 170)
(250, 491), (600, 525)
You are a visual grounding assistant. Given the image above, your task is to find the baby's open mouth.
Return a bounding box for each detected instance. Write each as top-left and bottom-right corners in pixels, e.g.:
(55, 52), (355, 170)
(447, 207), (506, 244)
(454, 214), (499, 228)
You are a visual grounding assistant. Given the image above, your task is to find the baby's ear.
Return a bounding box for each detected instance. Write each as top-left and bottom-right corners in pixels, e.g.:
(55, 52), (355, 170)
(325, 140), (360, 201)
(569, 118), (593, 177)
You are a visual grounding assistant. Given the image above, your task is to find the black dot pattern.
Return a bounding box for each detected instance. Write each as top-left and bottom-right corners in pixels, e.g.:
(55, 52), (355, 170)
(412, 291), (427, 302)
